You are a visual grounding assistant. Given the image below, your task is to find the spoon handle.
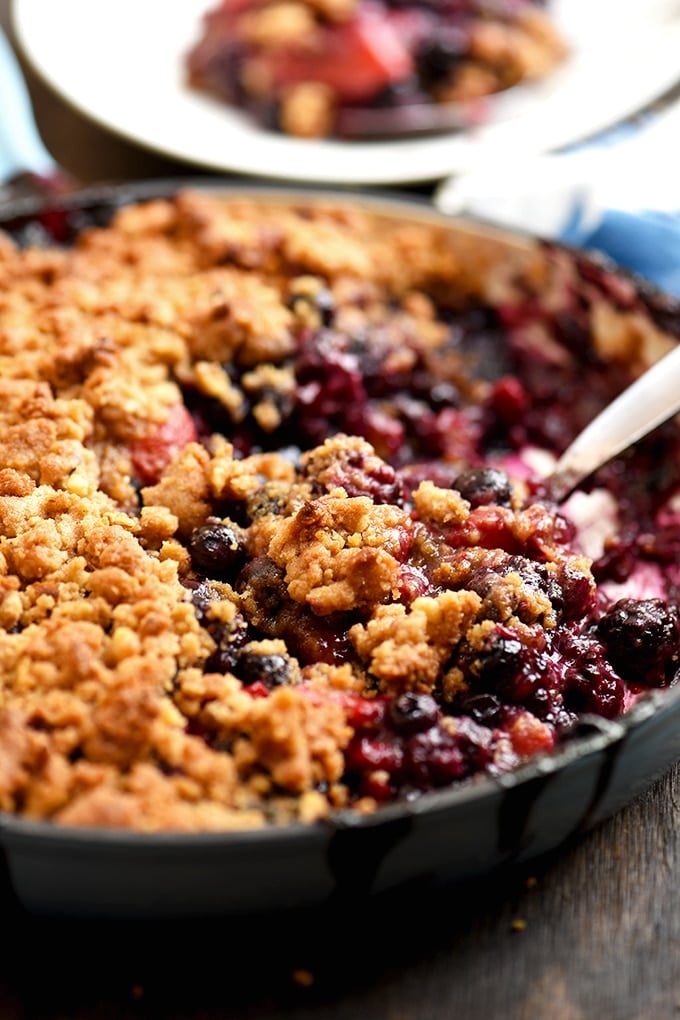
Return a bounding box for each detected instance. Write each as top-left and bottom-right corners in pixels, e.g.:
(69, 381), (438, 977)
(552, 343), (680, 495)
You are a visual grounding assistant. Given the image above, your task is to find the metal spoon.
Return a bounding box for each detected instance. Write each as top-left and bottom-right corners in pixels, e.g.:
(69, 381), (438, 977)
(549, 342), (680, 501)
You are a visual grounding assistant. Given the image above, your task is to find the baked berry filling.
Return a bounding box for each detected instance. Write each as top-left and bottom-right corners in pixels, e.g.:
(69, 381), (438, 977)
(168, 264), (680, 808)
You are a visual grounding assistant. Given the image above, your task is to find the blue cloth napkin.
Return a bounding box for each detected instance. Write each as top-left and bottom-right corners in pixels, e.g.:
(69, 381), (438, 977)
(557, 118), (680, 296)
(436, 108), (680, 298)
(562, 207), (680, 297)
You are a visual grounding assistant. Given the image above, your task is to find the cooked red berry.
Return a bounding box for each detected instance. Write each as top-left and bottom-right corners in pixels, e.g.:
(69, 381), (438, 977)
(310, 448), (405, 505)
(558, 563), (597, 621)
(345, 735), (405, 773)
(397, 563), (431, 602)
(245, 681), (270, 699)
(405, 717), (493, 787)
(344, 694), (388, 731)
(129, 404), (198, 485)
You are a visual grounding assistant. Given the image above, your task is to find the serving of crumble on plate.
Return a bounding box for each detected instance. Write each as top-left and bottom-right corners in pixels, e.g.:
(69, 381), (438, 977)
(185, 0), (567, 139)
(13, 0), (680, 185)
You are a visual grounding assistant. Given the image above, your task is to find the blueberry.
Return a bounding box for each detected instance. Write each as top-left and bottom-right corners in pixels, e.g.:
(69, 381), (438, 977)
(189, 518), (246, 578)
(470, 630), (547, 705)
(453, 467), (513, 508)
(205, 632), (248, 675)
(387, 692), (440, 734)
(236, 651), (290, 688)
(470, 632), (525, 683)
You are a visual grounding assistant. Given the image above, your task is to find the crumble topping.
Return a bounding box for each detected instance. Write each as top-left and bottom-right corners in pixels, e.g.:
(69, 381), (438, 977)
(1, 188), (680, 832)
(267, 492), (411, 612)
(349, 590), (482, 692)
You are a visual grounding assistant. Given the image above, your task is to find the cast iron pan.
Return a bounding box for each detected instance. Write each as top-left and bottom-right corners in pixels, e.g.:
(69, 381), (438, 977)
(2, 178), (680, 919)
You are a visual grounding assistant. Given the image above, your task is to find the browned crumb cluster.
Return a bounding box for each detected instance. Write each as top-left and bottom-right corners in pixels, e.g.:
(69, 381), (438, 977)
(0, 189), (671, 833)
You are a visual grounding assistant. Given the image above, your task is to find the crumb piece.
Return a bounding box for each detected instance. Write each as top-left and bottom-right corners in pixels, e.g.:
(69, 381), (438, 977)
(413, 479), (470, 526)
(234, 684), (351, 792)
(280, 82), (336, 139)
(141, 443), (212, 538)
(267, 492), (412, 614)
(350, 590), (481, 692)
(239, 3), (317, 47)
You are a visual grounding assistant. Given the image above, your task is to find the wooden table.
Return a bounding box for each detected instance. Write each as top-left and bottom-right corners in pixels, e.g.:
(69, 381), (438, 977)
(2, 5), (680, 1018)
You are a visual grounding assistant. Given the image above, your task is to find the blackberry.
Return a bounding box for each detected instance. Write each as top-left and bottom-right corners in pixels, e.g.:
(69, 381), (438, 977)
(597, 598), (680, 686)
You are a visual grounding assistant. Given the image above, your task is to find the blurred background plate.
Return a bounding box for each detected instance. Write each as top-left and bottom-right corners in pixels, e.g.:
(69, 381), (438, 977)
(11, 0), (680, 186)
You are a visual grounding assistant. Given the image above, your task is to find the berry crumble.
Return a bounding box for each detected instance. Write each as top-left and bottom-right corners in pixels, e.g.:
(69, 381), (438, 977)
(185, 0), (567, 138)
(0, 187), (679, 833)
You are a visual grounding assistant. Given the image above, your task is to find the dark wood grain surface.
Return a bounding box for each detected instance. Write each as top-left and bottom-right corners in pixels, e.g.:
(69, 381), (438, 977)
(2, 4), (680, 1017)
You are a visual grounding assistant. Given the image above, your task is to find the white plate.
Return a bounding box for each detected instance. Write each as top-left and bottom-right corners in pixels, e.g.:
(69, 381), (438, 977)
(11, 0), (680, 186)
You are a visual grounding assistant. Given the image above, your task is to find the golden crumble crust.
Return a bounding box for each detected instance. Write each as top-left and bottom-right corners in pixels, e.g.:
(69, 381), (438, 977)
(267, 492), (412, 613)
(350, 590), (483, 692)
